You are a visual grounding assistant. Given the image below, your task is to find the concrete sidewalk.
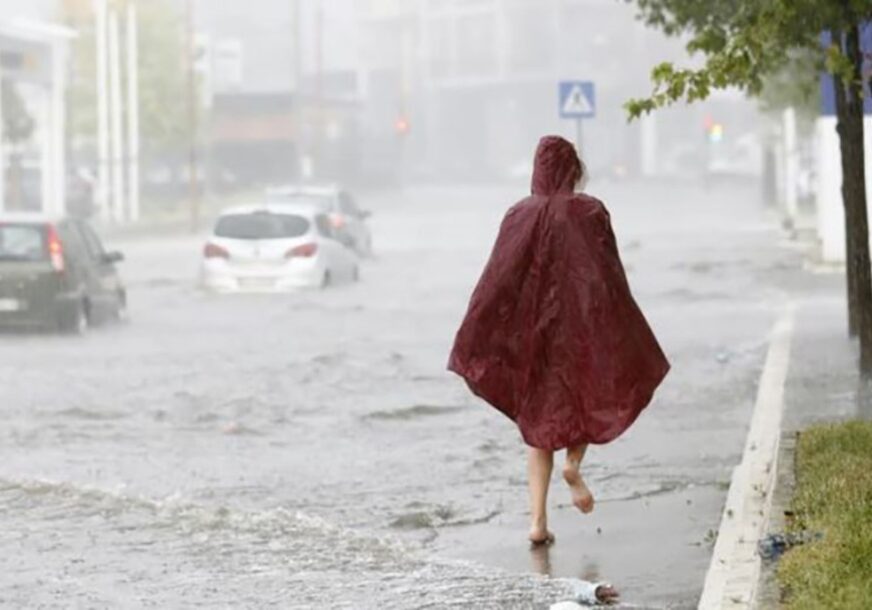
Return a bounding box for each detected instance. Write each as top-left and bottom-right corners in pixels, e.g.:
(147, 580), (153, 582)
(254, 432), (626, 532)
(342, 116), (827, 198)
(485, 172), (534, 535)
(753, 294), (863, 607)
(697, 233), (862, 608)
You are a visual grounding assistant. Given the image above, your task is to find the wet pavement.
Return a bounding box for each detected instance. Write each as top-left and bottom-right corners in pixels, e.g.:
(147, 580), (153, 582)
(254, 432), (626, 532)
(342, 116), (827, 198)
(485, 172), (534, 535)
(0, 179), (808, 608)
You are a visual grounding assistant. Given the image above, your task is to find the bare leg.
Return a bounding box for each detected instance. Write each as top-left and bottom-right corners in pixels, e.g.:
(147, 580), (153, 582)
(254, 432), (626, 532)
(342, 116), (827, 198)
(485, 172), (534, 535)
(527, 447), (555, 544)
(563, 444), (594, 513)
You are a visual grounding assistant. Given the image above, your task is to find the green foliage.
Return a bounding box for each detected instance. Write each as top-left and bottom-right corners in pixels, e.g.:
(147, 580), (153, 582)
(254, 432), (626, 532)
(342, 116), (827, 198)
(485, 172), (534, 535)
(65, 0), (190, 153)
(757, 49), (820, 120)
(137, 0), (192, 152)
(624, 0), (872, 119)
(778, 421), (872, 609)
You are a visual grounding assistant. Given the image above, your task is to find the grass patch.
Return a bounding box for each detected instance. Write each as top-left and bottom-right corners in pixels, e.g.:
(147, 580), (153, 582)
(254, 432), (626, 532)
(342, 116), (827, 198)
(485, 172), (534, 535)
(777, 420), (872, 609)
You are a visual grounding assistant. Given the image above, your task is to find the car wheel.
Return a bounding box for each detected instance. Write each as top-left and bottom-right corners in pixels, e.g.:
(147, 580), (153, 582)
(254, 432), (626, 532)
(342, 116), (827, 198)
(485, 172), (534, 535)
(58, 300), (88, 335)
(113, 291), (129, 323)
(358, 237), (373, 258)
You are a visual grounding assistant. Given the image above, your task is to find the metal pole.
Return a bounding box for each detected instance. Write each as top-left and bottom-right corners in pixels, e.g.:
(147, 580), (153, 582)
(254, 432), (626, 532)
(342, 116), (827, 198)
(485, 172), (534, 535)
(126, 1), (140, 222)
(640, 112), (657, 177)
(314, 2), (323, 179)
(108, 8), (125, 223)
(292, 0), (302, 91)
(0, 63), (5, 213)
(576, 118), (583, 157)
(52, 42), (67, 216)
(783, 107), (799, 227)
(39, 90), (52, 215)
(186, 0), (200, 232)
(292, 0), (302, 178)
(399, 12), (411, 189)
(94, 0), (110, 222)
(52, 42), (68, 213)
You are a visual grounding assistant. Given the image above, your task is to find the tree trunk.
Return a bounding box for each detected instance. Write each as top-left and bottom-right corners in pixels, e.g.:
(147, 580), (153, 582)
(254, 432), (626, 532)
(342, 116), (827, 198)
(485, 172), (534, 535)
(834, 63), (860, 336)
(836, 25), (872, 374)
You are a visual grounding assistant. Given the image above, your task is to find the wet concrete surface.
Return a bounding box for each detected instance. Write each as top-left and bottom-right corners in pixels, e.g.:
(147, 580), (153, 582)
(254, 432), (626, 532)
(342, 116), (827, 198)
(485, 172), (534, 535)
(0, 180), (808, 608)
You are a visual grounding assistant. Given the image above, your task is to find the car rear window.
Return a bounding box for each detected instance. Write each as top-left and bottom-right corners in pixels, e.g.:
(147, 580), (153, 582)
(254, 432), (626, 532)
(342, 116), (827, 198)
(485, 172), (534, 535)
(214, 212), (311, 240)
(0, 224), (46, 262)
(266, 194), (332, 211)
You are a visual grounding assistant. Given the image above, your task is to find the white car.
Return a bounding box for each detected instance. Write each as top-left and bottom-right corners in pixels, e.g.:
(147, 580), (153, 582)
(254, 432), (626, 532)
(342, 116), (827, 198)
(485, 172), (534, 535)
(201, 203), (360, 292)
(265, 185), (373, 257)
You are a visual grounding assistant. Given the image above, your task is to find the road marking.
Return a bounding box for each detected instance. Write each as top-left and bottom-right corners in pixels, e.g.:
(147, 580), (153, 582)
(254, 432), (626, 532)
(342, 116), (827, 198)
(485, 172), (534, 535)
(698, 303), (795, 610)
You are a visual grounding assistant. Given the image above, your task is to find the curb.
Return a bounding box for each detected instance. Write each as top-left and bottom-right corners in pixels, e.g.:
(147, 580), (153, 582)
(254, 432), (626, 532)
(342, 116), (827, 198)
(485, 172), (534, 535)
(752, 430), (797, 608)
(697, 304), (795, 609)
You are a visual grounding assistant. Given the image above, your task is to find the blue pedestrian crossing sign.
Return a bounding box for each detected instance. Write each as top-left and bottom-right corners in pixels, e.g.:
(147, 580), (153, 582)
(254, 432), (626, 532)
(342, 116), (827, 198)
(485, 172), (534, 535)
(559, 81), (596, 119)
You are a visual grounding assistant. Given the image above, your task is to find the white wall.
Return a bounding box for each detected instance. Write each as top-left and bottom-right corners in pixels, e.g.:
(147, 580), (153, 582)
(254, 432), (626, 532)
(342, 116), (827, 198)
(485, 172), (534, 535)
(815, 116), (872, 262)
(1, 0), (58, 20)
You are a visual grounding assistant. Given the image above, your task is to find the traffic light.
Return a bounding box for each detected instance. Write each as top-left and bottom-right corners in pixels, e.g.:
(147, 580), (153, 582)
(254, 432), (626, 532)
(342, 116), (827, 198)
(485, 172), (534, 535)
(703, 115), (724, 143)
(708, 123), (724, 143)
(394, 116), (410, 136)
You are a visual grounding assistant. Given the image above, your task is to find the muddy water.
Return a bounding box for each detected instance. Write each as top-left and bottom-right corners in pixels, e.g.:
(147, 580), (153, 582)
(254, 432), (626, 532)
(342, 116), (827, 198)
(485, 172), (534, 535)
(0, 182), (795, 608)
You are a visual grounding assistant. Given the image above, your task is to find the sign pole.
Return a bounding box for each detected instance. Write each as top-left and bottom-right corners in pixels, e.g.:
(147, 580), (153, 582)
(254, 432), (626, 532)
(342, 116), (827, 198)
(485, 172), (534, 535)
(575, 118), (583, 155)
(185, 0), (200, 233)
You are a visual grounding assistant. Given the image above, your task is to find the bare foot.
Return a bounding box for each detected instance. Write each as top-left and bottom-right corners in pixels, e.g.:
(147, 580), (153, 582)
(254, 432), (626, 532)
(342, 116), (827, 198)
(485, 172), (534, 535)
(563, 465), (594, 513)
(529, 522), (555, 546)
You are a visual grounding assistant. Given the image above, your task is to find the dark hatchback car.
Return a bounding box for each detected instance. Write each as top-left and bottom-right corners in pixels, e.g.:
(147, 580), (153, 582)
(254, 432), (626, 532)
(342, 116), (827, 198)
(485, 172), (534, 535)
(0, 214), (126, 333)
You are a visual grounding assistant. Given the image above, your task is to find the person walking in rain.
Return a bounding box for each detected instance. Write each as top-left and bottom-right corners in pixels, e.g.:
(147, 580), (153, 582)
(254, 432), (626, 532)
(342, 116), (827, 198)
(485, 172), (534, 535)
(449, 135), (669, 546)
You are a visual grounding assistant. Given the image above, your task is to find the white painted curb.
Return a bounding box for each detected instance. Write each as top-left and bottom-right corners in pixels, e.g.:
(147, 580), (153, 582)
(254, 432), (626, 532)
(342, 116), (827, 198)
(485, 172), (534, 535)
(698, 304), (795, 609)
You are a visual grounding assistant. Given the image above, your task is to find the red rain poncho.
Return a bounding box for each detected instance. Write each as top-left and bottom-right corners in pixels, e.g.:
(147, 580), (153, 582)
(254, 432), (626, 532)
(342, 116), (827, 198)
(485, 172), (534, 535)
(448, 136), (669, 450)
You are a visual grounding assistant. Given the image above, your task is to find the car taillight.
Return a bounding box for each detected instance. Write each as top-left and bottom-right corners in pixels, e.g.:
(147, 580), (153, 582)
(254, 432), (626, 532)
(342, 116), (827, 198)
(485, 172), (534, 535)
(47, 225), (65, 272)
(329, 213), (346, 229)
(286, 243), (318, 258)
(203, 243), (229, 259)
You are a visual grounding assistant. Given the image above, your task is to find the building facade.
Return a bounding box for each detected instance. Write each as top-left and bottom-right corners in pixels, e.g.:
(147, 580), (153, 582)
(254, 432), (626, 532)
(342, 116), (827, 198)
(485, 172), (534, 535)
(0, 15), (73, 215)
(340, 0), (757, 183)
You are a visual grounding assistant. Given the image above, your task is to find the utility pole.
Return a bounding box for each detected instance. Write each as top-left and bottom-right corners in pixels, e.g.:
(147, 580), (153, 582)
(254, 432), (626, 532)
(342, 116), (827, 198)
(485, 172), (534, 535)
(94, 0), (110, 222)
(0, 63), (4, 212)
(292, 0), (303, 179)
(186, 0), (200, 232)
(397, 9), (413, 189)
(314, 2), (324, 180)
(108, 4), (125, 223)
(126, 0), (140, 222)
(292, 0), (302, 93)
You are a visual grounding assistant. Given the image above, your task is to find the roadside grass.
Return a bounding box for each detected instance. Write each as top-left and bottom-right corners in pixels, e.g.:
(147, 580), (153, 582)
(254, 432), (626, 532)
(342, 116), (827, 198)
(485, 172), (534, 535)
(777, 420), (872, 609)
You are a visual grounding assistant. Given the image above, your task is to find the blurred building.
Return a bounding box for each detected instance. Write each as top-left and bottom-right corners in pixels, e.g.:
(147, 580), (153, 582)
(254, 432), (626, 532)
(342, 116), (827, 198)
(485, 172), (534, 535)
(0, 0), (765, 201)
(198, 0), (762, 187)
(196, 0), (365, 187)
(414, 0), (653, 180)
(333, 0), (731, 183)
(351, 0), (764, 183)
(195, 0), (298, 189)
(0, 16), (73, 215)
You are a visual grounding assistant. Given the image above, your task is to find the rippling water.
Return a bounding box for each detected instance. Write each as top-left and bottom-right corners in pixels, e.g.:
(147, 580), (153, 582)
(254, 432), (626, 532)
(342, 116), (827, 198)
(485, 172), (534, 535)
(0, 184), (790, 608)
(0, 477), (580, 608)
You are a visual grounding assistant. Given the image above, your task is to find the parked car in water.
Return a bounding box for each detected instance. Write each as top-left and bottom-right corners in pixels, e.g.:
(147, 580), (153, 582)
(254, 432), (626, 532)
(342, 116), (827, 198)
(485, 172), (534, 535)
(200, 203), (360, 293)
(0, 213), (126, 333)
(265, 185), (373, 257)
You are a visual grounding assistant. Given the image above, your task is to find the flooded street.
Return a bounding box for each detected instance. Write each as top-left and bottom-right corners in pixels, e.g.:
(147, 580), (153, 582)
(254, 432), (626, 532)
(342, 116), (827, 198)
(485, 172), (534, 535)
(0, 180), (798, 608)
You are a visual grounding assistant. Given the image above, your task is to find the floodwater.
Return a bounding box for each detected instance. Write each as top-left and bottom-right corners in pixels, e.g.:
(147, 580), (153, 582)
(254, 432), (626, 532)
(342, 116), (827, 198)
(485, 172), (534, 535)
(0, 180), (801, 608)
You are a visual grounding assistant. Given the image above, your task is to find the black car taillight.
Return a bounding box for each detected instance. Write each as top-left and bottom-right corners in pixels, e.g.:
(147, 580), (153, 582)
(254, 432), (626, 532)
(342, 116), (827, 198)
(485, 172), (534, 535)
(286, 243), (318, 258)
(47, 225), (65, 272)
(203, 243), (229, 259)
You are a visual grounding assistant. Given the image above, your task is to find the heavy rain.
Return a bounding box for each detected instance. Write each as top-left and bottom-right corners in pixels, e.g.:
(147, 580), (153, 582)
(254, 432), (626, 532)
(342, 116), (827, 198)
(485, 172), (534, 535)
(0, 1), (863, 609)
